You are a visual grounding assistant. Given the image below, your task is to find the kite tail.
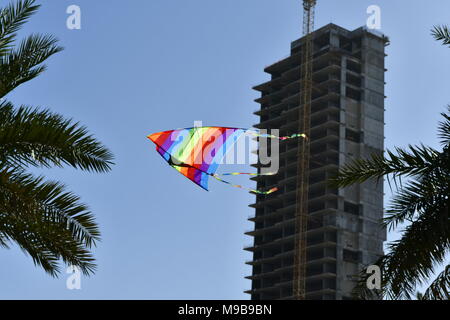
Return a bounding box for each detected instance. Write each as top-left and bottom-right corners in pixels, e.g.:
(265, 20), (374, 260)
(211, 174), (278, 195)
(216, 172), (277, 177)
(246, 131), (307, 141)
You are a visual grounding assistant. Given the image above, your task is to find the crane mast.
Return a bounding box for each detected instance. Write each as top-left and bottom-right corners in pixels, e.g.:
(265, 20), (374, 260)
(293, 0), (316, 300)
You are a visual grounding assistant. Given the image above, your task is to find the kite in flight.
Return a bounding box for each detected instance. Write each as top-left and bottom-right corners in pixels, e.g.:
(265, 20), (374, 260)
(147, 127), (306, 194)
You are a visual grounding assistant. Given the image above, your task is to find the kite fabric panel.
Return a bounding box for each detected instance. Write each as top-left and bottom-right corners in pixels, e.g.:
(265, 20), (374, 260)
(147, 127), (306, 194)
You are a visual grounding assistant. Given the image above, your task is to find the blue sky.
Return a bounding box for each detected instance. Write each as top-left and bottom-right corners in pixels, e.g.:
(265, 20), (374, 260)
(0, 0), (448, 299)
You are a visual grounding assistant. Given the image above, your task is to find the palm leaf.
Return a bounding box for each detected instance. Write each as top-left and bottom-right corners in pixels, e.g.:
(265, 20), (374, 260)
(0, 101), (114, 173)
(0, 0), (39, 55)
(331, 144), (440, 189)
(0, 0), (114, 277)
(432, 25), (450, 47)
(421, 265), (450, 300)
(0, 167), (99, 276)
(0, 33), (63, 98)
(437, 105), (450, 147)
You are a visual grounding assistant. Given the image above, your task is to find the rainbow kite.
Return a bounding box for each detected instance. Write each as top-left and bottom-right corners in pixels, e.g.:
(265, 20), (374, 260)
(147, 127), (306, 194)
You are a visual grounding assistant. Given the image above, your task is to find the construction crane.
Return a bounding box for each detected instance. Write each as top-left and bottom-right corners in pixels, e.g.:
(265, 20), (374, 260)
(293, 0), (316, 300)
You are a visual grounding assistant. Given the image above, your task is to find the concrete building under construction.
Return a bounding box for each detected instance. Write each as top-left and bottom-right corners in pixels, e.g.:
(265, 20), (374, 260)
(245, 23), (389, 300)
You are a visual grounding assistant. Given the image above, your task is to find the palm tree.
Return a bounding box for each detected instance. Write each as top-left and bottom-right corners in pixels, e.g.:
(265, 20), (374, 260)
(332, 27), (450, 300)
(0, 0), (114, 276)
(433, 25), (450, 47)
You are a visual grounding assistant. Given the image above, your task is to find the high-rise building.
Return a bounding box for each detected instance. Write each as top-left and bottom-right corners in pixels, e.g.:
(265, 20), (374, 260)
(245, 24), (389, 300)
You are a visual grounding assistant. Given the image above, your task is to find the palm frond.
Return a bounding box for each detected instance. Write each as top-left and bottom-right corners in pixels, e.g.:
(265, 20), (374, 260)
(437, 106), (450, 147)
(384, 179), (428, 231)
(0, 0), (113, 277)
(354, 204), (449, 300)
(331, 144), (440, 189)
(432, 25), (450, 47)
(421, 265), (450, 300)
(0, 33), (63, 98)
(384, 156), (448, 231)
(0, 0), (39, 55)
(0, 167), (99, 276)
(0, 101), (114, 173)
